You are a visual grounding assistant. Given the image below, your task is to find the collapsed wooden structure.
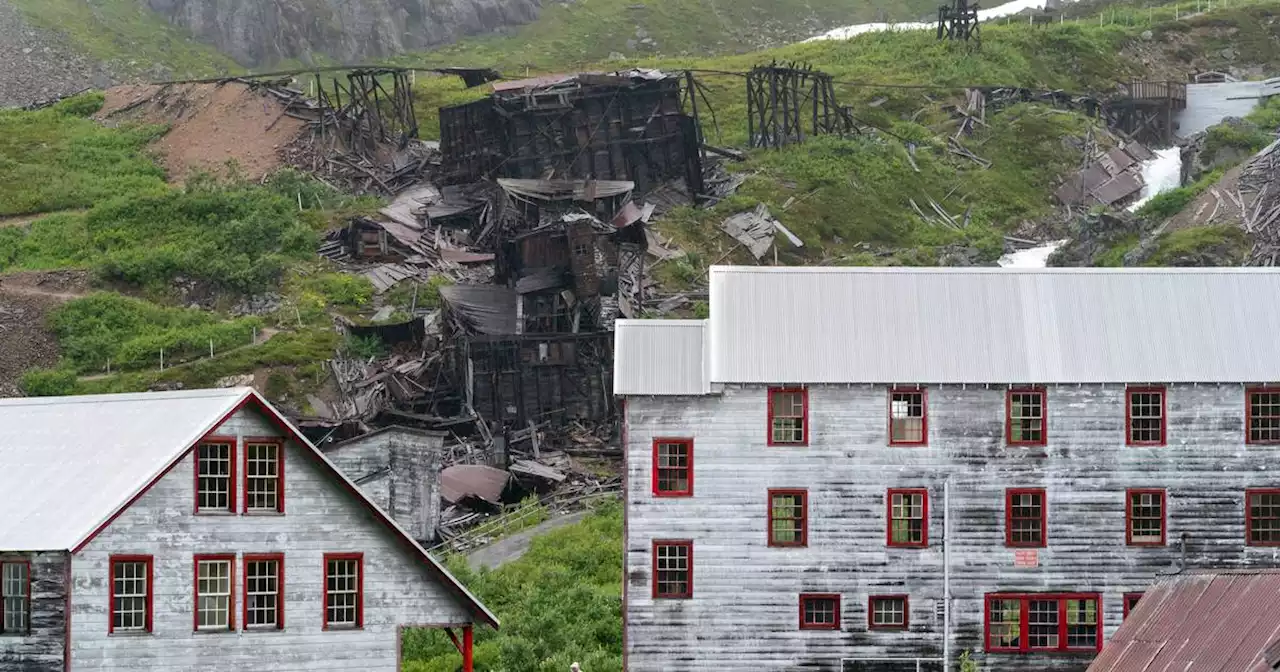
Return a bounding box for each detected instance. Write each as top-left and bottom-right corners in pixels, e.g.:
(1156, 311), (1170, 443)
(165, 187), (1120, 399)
(746, 61), (858, 149)
(937, 0), (981, 42)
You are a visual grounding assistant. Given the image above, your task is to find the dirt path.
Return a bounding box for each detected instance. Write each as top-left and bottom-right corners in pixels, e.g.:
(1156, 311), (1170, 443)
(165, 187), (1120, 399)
(465, 510), (591, 571)
(0, 270), (91, 301)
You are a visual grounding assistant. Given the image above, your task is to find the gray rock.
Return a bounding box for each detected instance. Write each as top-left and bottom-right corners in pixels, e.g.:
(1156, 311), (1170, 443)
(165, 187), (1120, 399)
(1222, 47), (1237, 60)
(0, 0), (117, 107)
(626, 38), (638, 50)
(1141, 30), (1154, 40)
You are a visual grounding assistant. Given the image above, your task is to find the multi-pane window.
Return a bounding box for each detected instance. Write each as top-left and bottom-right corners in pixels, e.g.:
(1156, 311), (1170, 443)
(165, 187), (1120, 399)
(110, 556), (152, 634)
(768, 489), (808, 547)
(1123, 593), (1143, 619)
(195, 556), (234, 631)
(887, 489), (928, 548)
(1127, 388), (1166, 446)
(244, 441), (283, 513)
(799, 594), (840, 630)
(324, 554), (363, 629)
(1248, 389), (1280, 444)
(1006, 489), (1046, 547)
(197, 440), (235, 512)
(0, 561), (29, 635)
(869, 595), (908, 630)
(652, 541), (692, 599)
(889, 389), (927, 445)
(985, 594), (1101, 653)
(244, 555), (283, 629)
(1126, 489), (1166, 546)
(769, 388), (807, 445)
(652, 439), (693, 497)
(1007, 389), (1046, 446)
(1247, 489), (1280, 546)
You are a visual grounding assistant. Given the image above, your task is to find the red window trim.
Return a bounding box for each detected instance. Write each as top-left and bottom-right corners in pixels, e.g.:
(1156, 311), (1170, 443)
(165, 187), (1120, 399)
(0, 558), (32, 635)
(1125, 488), (1167, 547)
(108, 554), (153, 635)
(888, 387), (928, 447)
(984, 592), (1102, 653)
(242, 437), (286, 514)
(1123, 592), (1144, 619)
(194, 436), (237, 515)
(322, 553), (364, 630)
(1005, 488), (1047, 548)
(651, 540), (693, 599)
(886, 488), (929, 548)
(651, 437), (694, 497)
(767, 488), (809, 548)
(1246, 488), (1280, 547)
(192, 554), (236, 632)
(868, 594), (910, 630)
(798, 593), (841, 630)
(1006, 388), (1047, 447)
(1246, 387), (1280, 445)
(1125, 386), (1167, 447)
(767, 387), (809, 447)
(242, 553), (285, 631)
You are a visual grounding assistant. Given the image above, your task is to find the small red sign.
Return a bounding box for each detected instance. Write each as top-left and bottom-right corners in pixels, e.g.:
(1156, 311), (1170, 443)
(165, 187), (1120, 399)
(1014, 550), (1039, 568)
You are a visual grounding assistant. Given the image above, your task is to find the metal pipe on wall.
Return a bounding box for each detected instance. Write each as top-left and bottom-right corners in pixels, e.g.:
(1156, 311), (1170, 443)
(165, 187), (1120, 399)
(943, 476), (952, 672)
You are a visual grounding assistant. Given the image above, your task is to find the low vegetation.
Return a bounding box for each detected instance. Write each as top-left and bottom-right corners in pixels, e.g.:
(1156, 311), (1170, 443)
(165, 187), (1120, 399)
(1145, 225), (1251, 266)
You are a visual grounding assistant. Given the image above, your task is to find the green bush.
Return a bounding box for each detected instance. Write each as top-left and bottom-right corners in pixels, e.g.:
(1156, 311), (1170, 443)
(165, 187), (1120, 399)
(50, 91), (106, 118)
(19, 367), (79, 397)
(1135, 169), (1225, 221)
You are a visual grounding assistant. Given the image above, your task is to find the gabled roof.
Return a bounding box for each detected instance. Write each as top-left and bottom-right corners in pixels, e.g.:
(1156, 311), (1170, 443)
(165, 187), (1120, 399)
(1088, 570), (1280, 672)
(0, 387), (498, 628)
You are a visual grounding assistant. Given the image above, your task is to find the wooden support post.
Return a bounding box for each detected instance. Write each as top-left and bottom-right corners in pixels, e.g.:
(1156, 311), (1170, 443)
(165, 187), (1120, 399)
(462, 625), (474, 672)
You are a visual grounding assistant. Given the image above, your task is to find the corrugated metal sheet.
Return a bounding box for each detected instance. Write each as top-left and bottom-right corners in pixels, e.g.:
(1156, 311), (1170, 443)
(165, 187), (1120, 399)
(1088, 570), (1280, 672)
(0, 388), (250, 550)
(613, 319), (709, 396)
(707, 266), (1280, 385)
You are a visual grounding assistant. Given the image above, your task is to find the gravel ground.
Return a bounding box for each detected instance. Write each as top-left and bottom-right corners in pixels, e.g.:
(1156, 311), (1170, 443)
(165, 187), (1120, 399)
(0, 0), (115, 108)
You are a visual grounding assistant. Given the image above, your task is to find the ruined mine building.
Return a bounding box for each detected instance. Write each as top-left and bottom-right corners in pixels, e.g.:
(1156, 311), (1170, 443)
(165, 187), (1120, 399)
(615, 266), (1280, 672)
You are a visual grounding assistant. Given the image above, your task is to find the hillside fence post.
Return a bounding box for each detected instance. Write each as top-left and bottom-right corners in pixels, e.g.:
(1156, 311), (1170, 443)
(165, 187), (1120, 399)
(160, 349), (165, 371)
(210, 339), (214, 358)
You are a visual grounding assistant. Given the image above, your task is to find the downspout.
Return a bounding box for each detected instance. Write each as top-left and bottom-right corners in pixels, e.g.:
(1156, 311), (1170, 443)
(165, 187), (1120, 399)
(943, 476), (952, 672)
(620, 397), (630, 672)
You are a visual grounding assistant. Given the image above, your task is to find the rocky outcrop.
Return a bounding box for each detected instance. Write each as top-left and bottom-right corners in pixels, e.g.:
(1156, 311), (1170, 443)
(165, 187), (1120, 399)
(147, 0), (542, 67)
(0, 0), (114, 107)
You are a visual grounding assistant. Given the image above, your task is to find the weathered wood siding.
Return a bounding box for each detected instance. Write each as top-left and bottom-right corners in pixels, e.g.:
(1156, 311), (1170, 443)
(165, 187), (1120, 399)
(326, 428), (445, 542)
(70, 406), (473, 671)
(624, 383), (1280, 672)
(0, 551), (68, 672)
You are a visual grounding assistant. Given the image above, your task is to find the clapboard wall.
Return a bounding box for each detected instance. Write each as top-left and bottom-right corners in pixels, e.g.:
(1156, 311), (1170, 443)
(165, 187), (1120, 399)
(0, 551), (68, 672)
(624, 383), (1280, 672)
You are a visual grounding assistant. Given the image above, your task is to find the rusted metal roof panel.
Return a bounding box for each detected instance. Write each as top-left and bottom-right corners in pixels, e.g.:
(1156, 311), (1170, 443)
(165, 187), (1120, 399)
(1088, 571), (1280, 672)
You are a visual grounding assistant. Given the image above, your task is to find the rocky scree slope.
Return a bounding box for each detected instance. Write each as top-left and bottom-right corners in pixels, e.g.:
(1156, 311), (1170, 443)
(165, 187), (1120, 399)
(0, 0), (113, 107)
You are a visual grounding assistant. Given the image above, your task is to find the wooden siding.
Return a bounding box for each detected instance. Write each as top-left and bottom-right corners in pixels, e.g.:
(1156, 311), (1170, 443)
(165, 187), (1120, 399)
(624, 383), (1280, 672)
(69, 406), (473, 672)
(0, 552), (67, 672)
(326, 428), (445, 542)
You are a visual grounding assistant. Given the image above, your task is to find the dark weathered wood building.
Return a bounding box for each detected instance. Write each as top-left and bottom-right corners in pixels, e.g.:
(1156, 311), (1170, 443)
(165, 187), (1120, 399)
(614, 267), (1280, 672)
(0, 388), (496, 671)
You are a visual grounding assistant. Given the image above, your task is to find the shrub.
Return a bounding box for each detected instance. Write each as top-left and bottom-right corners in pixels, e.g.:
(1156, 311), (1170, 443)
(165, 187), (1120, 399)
(19, 367), (79, 397)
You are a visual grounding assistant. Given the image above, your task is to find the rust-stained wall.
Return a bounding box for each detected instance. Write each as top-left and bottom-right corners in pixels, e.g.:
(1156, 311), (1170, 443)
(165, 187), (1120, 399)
(624, 383), (1280, 672)
(0, 552), (67, 672)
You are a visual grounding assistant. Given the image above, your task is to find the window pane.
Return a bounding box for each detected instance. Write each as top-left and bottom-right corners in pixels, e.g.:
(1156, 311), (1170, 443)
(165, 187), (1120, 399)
(872, 597), (906, 627)
(1129, 492), (1164, 543)
(1251, 493), (1280, 544)
(890, 492), (925, 545)
(196, 560), (232, 630)
(245, 443), (280, 511)
(246, 559), (280, 627)
(1028, 599), (1059, 649)
(1129, 391), (1164, 443)
(803, 597), (838, 627)
(771, 391), (805, 444)
(112, 561), (148, 632)
(1, 563), (29, 633)
(656, 442), (690, 493)
(1252, 392), (1280, 442)
(197, 443), (233, 511)
(1009, 492), (1044, 545)
(1066, 599), (1098, 649)
(1010, 392), (1044, 444)
(988, 599), (1021, 649)
(770, 493), (805, 545)
(891, 392), (925, 443)
(325, 558), (360, 626)
(655, 544), (690, 598)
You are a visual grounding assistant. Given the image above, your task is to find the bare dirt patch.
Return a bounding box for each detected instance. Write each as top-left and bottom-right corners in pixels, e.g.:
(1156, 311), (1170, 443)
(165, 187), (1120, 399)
(0, 270), (88, 397)
(97, 81), (307, 183)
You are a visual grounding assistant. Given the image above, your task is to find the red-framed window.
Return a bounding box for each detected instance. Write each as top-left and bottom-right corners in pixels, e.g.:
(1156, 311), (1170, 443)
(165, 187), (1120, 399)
(768, 489), (808, 547)
(1126, 387), (1166, 446)
(195, 437), (236, 513)
(652, 438), (693, 497)
(799, 594), (840, 630)
(194, 554), (235, 632)
(869, 595), (909, 630)
(1247, 388), (1280, 444)
(243, 554), (284, 630)
(0, 559), (31, 635)
(889, 388), (927, 446)
(1123, 592), (1143, 620)
(985, 593), (1101, 653)
(1247, 489), (1280, 546)
(1007, 388), (1046, 446)
(887, 488), (928, 548)
(1126, 489), (1166, 546)
(243, 438), (285, 514)
(1006, 488), (1047, 548)
(768, 388), (808, 446)
(109, 555), (153, 634)
(323, 553), (363, 629)
(652, 540), (692, 599)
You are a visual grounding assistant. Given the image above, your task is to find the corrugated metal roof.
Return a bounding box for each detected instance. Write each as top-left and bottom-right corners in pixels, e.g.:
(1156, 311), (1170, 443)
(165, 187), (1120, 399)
(707, 266), (1280, 385)
(1089, 570), (1280, 672)
(614, 319), (709, 396)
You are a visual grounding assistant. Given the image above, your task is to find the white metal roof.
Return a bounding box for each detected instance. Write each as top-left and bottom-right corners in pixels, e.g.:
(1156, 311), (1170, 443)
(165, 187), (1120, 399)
(613, 266), (1280, 394)
(613, 319), (709, 395)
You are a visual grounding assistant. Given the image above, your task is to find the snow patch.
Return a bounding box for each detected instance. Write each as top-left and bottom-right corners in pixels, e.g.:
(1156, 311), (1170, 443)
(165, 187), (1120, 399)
(998, 240), (1069, 268)
(807, 0), (1079, 42)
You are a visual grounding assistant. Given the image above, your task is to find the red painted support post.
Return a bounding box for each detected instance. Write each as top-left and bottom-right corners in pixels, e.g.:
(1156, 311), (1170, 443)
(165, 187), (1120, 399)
(463, 625), (474, 672)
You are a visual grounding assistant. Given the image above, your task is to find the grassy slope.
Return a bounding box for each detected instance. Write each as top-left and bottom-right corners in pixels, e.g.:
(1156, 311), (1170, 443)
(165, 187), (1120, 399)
(8, 0), (240, 78)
